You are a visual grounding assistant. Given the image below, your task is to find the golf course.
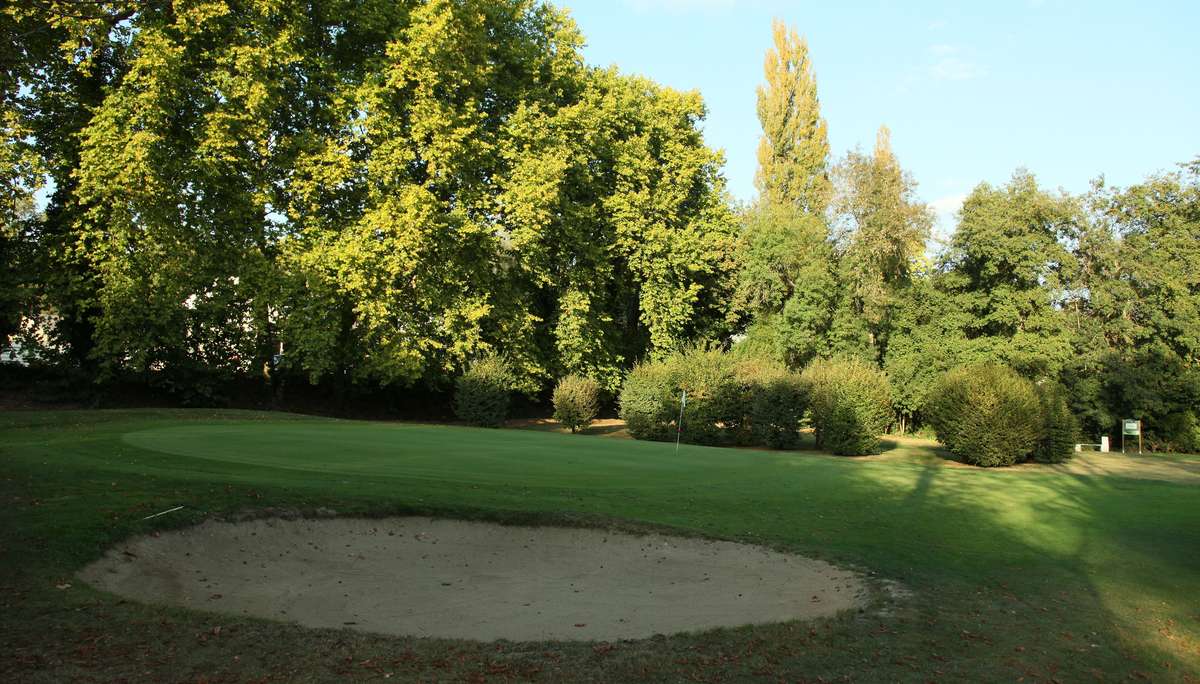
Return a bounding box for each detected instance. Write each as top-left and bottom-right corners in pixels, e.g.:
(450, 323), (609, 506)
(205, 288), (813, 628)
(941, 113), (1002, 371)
(2, 409), (1198, 682)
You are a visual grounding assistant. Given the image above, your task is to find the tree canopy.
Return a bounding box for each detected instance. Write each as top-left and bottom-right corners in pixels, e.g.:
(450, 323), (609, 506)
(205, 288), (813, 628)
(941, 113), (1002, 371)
(2, 7), (1197, 449)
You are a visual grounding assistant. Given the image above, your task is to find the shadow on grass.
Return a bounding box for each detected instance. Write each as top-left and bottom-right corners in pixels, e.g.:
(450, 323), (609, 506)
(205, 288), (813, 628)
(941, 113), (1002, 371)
(1, 411), (1197, 682)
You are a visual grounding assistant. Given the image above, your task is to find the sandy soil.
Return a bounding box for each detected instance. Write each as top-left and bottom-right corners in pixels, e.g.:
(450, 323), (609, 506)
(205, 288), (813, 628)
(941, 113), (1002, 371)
(79, 517), (866, 642)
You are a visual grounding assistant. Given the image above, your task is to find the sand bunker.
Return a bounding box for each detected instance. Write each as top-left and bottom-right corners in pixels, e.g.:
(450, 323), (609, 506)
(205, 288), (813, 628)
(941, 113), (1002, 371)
(79, 517), (866, 641)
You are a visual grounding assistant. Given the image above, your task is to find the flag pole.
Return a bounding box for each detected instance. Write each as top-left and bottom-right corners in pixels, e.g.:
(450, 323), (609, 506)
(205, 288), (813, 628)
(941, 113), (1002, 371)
(674, 390), (687, 457)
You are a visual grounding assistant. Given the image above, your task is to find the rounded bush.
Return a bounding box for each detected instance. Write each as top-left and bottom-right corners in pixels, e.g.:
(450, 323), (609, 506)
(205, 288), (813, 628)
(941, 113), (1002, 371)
(1032, 383), (1079, 463)
(926, 364), (1041, 467)
(801, 358), (892, 456)
(553, 375), (602, 433)
(736, 359), (807, 449)
(454, 356), (513, 427)
(672, 348), (742, 446)
(619, 359), (678, 441)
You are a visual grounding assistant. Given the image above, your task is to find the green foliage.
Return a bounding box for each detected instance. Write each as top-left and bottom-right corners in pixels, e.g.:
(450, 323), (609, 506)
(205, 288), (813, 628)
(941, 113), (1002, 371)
(454, 356), (513, 428)
(6, 0), (1198, 458)
(938, 171), (1077, 378)
(552, 375), (602, 433)
(736, 358), (808, 449)
(801, 358), (892, 455)
(0, 0), (740, 395)
(1032, 382), (1079, 463)
(734, 204), (835, 368)
(755, 20), (830, 214)
(927, 364), (1042, 467)
(619, 348), (805, 448)
(882, 277), (968, 432)
(831, 126), (934, 365)
(618, 359), (679, 442)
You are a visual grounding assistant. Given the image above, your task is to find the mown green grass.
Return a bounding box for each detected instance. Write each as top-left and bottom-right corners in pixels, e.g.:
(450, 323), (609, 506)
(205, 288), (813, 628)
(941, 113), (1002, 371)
(2, 409), (1198, 682)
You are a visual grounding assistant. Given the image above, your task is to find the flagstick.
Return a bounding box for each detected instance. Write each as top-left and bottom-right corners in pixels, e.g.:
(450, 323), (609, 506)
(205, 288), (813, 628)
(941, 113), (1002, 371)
(674, 390), (687, 457)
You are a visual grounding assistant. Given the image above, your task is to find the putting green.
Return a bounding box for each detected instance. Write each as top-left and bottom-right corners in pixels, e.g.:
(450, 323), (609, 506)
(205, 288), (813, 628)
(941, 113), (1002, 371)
(121, 421), (758, 489)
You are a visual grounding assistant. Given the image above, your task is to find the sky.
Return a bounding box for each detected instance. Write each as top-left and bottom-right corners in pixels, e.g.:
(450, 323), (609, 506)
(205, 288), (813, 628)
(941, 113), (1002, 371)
(563, 0), (1200, 235)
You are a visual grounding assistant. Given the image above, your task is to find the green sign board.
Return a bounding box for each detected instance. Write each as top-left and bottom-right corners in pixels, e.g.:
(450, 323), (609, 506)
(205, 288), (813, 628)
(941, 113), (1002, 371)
(1122, 419), (1140, 436)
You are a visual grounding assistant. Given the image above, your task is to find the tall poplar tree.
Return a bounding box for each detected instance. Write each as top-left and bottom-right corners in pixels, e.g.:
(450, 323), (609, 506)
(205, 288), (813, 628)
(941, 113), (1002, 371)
(736, 19), (836, 368)
(754, 19), (830, 215)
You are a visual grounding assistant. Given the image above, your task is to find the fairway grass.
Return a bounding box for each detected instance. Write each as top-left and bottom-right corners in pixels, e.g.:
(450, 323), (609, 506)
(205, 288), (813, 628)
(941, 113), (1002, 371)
(2, 409), (1199, 682)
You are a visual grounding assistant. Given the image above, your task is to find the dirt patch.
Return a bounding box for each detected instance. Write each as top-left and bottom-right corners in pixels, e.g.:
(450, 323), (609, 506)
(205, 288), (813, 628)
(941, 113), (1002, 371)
(79, 517), (866, 642)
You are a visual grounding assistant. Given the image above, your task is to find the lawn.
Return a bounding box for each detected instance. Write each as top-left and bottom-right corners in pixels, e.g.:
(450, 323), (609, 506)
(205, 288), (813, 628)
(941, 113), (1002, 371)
(2, 409), (1198, 682)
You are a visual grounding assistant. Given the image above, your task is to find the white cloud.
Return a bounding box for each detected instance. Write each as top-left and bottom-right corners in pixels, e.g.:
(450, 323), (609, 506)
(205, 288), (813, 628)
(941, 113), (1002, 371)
(930, 193), (967, 215)
(926, 44), (985, 81)
(929, 193), (968, 242)
(932, 56), (984, 81)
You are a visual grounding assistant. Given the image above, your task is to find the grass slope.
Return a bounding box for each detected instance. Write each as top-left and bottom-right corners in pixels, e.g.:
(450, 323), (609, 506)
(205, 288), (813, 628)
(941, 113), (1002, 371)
(1, 409), (1198, 682)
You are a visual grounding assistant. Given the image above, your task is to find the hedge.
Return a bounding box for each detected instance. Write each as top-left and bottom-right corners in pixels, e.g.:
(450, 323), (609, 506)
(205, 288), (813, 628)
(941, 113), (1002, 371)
(801, 358), (893, 456)
(618, 349), (806, 448)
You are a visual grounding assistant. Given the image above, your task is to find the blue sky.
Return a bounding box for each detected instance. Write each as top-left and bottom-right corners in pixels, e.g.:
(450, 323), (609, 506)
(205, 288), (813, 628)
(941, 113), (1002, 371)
(564, 0), (1199, 233)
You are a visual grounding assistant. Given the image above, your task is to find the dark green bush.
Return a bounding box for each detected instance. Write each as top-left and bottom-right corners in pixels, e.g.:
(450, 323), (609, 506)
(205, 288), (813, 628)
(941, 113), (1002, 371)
(801, 358), (893, 456)
(672, 348), (743, 446)
(1032, 382), (1079, 463)
(619, 359), (678, 441)
(618, 349), (806, 448)
(737, 359), (807, 449)
(553, 375), (602, 433)
(1149, 412), (1200, 454)
(453, 356), (513, 427)
(926, 364), (1041, 467)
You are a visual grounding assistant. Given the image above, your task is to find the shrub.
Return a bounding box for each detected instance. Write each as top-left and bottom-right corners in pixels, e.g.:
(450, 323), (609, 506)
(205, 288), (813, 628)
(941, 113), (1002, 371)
(619, 349), (806, 448)
(1149, 412), (1200, 454)
(926, 364), (1041, 467)
(553, 375), (602, 433)
(454, 356), (513, 427)
(801, 358), (893, 456)
(1032, 383), (1079, 463)
(736, 358), (807, 449)
(619, 359), (678, 441)
(672, 348), (743, 446)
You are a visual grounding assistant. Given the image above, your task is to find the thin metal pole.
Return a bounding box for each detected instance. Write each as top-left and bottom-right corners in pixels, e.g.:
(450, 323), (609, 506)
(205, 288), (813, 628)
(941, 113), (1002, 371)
(674, 391), (686, 457)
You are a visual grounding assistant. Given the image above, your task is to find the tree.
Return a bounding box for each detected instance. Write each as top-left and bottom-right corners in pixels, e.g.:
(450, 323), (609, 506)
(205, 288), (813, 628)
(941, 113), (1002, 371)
(74, 0), (376, 389)
(5, 1), (137, 370)
(734, 203), (835, 368)
(279, 3), (736, 395)
(938, 170), (1077, 377)
(754, 19), (830, 215)
(882, 274), (970, 433)
(831, 125), (933, 364)
(738, 19), (836, 369)
(1062, 160), (1200, 447)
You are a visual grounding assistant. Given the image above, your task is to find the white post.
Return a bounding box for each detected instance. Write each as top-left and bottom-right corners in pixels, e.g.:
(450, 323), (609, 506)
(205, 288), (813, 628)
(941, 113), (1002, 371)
(1100, 436), (1109, 453)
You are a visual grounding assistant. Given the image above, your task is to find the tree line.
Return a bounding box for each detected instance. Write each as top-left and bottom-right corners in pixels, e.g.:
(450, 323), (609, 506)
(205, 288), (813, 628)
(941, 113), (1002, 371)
(3, 4), (1198, 449)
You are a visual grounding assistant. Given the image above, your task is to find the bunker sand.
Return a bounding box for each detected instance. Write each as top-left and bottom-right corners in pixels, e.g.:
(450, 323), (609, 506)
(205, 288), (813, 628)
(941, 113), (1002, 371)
(80, 517), (867, 641)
